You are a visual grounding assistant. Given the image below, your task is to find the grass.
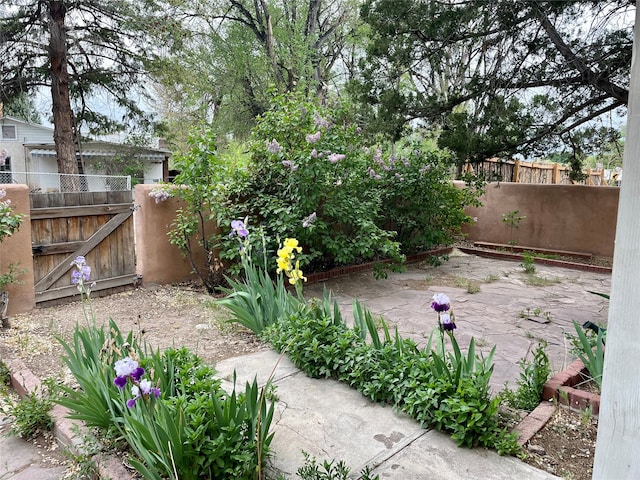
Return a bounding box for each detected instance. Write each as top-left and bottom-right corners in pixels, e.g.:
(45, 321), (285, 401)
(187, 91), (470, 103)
(453, 275), (481, 293)
(524, 275), (562, 287)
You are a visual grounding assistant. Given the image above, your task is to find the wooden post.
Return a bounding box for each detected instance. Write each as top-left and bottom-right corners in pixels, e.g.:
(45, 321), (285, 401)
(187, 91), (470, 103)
(593, 5), (640, 477)
(512, 159), (520, 182)
(552, 162), (560, 184)
(586, 167), (593, 186)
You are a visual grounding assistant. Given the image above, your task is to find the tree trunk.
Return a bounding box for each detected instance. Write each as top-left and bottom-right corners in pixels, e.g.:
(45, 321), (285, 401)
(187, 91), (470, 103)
(593, 5), (640, 477)
(48, 1), (78, 176)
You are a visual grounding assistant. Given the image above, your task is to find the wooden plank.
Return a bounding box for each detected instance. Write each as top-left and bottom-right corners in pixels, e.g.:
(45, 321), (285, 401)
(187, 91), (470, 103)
(35, 274), (139, 303)
(30, 203), (132, 220)
(34, 211), (132, 291)
(32, 241), (85, 256)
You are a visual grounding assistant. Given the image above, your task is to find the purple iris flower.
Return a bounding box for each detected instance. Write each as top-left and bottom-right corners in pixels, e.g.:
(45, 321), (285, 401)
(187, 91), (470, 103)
(230, 220), (249, 238)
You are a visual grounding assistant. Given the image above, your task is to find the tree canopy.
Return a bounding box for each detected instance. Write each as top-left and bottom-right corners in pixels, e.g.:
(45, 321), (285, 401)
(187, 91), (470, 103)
(353, 0), (633, 167)
(0, 0), (181, 173)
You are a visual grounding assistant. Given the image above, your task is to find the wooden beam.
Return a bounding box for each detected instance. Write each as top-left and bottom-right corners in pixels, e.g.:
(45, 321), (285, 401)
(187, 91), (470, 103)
(32, 241), (84, 256)
(30, 203), (132, 220)
(34, 274), (139, 303)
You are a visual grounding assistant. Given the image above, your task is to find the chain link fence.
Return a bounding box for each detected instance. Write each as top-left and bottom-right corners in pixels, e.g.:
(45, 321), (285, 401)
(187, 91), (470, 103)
(0, 171), (131, 192)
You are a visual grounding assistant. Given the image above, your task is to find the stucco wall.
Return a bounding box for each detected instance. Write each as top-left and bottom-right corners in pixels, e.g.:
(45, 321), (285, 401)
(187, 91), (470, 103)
(461, 182), (619, 257)
(134, 185), (209, 285)
(0, 184), (36, 315)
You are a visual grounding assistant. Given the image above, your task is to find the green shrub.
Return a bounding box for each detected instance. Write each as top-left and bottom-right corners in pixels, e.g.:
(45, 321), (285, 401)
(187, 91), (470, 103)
(6, 378), (57, 438)
(57, 319), (275, 480)
(263, 293), (520, 455)
(500, 341), (550, 411)
(373, 139), (484, 254)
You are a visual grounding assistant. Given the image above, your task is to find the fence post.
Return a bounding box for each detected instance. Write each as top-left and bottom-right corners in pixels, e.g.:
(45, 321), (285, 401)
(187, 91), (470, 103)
(586, 168), (593, 186)
(552, 163), (560, 184)
(512, 159), (520, 182)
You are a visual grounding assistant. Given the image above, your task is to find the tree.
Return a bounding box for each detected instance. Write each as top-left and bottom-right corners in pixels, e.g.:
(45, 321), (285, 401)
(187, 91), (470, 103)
(354, 0), (633, 166)
(0, 0), (182, 173)
(2, 91), (41, 123)
(151, 0), (363, 144)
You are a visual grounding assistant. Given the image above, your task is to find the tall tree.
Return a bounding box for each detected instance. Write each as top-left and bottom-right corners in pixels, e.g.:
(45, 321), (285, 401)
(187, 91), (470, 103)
(354, 0), (633, 164)
(0, 0), (181, 173)
(151, 0), (363, 143)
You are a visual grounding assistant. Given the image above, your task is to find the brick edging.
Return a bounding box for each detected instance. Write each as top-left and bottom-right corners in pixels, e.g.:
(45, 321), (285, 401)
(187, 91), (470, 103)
(457, 247), (612, 274)
(305, 247), (453, 283)
(542, 358), (601, 415)
(512, 401), (557, 446)
(5, 356), (134, 479)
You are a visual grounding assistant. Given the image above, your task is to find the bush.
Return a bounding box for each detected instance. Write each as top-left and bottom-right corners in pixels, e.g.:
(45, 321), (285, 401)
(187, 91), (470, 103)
(57, 319), (275, 479)
(262, 291), (519, 455)
(500, 341), (550, 411)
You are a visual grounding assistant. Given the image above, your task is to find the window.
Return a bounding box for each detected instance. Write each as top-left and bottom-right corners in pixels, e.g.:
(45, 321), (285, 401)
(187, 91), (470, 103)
(1, 125), (17, 140)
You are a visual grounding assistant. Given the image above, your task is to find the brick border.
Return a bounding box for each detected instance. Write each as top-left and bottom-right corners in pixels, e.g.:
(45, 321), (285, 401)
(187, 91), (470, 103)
(305, 247), (453, 283)
(512, 401), (557, 446)
(542, 359), (601, 415)
(457, 247), (612, 274)
(4, 356), (134, 479)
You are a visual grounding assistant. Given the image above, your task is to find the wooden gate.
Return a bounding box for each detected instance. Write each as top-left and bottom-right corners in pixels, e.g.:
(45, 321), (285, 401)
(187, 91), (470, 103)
(30, 191), (138, 304)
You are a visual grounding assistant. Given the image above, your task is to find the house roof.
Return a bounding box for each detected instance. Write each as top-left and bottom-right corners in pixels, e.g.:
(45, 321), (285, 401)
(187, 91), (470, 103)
(1, 116), (170, 155)
(0, 116), (54, 132)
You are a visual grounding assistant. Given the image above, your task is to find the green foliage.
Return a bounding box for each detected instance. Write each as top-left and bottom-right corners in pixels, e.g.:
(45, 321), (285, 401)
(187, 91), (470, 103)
(263, 292), (520, 455)
(218, 92), (404, 272)
(520, 252), (536, 274)
(0, 189), (25, 243)
(168, 128), (239, 292)
(218, 233), (302, 335)
(0, 262), (26, 290)
(57, 318), (275, 479)
(294, 451), (380, 480)
(6, 379), (58, 438)
(372, 138), (484, 254)
(501, 210), (525, 247)
(500, 342), (550, 411)
(571, 320), (605, 389)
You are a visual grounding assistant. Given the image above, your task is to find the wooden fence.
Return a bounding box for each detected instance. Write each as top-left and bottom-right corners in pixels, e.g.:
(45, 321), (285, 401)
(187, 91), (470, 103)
(30, 191), (137, 304)
(466, 158), (605, 185)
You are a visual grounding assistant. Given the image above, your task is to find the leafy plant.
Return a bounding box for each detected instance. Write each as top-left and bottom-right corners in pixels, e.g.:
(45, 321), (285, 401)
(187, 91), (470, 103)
(0, 262), (26, 290)
(6, 378), (58, 438)
(500, 341), (550, 411)
(294, 451), (380, 480)
(572, 320), (605, 389)
(263, 293), (520, 455)
(520, 252), (536, 274)
(0, 188), (25, 243)
(501, 210), (525, 247)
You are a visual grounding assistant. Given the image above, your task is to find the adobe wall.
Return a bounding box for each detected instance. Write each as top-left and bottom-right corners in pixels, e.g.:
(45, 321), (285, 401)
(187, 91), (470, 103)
(461, 182), (619, 257)
(0, 184), (36, 315)
(133, 185), (210, 285)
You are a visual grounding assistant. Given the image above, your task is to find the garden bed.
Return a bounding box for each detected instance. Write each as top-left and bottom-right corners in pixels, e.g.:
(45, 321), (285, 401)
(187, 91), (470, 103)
(543, 358), (601, 415)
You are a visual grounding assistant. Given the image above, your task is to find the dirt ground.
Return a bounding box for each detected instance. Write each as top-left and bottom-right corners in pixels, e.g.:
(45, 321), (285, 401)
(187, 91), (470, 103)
(0, 283), (266, 383)
(524, 406), (598, 480)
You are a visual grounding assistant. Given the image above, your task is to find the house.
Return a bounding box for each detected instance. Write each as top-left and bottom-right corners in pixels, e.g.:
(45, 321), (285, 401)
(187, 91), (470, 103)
(0, 116), (171, 191)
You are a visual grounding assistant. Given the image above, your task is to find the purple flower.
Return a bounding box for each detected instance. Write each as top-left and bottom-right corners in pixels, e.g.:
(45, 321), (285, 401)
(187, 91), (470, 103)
(313, 113), (331, 129)
(356, 127), (362, 134)
(71, 256), (87, 269)
(127, 379), (161, 408)
(266, 139), (282, 154)
(430, 293), (451, 312)
(440, 317), (456, 331)
(230, 219), (249, 238)
(306, 132), (321, 144)
(311, 149), (318, 158)
(71, 265), (91, 284)
(114, 357), (145, 389)
(282, 160), (298, 171)
(328, 153), (345, 164)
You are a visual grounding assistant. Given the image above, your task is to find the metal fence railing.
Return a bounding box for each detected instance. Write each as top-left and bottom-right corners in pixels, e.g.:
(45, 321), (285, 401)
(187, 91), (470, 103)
(0, 171), (131, 192)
